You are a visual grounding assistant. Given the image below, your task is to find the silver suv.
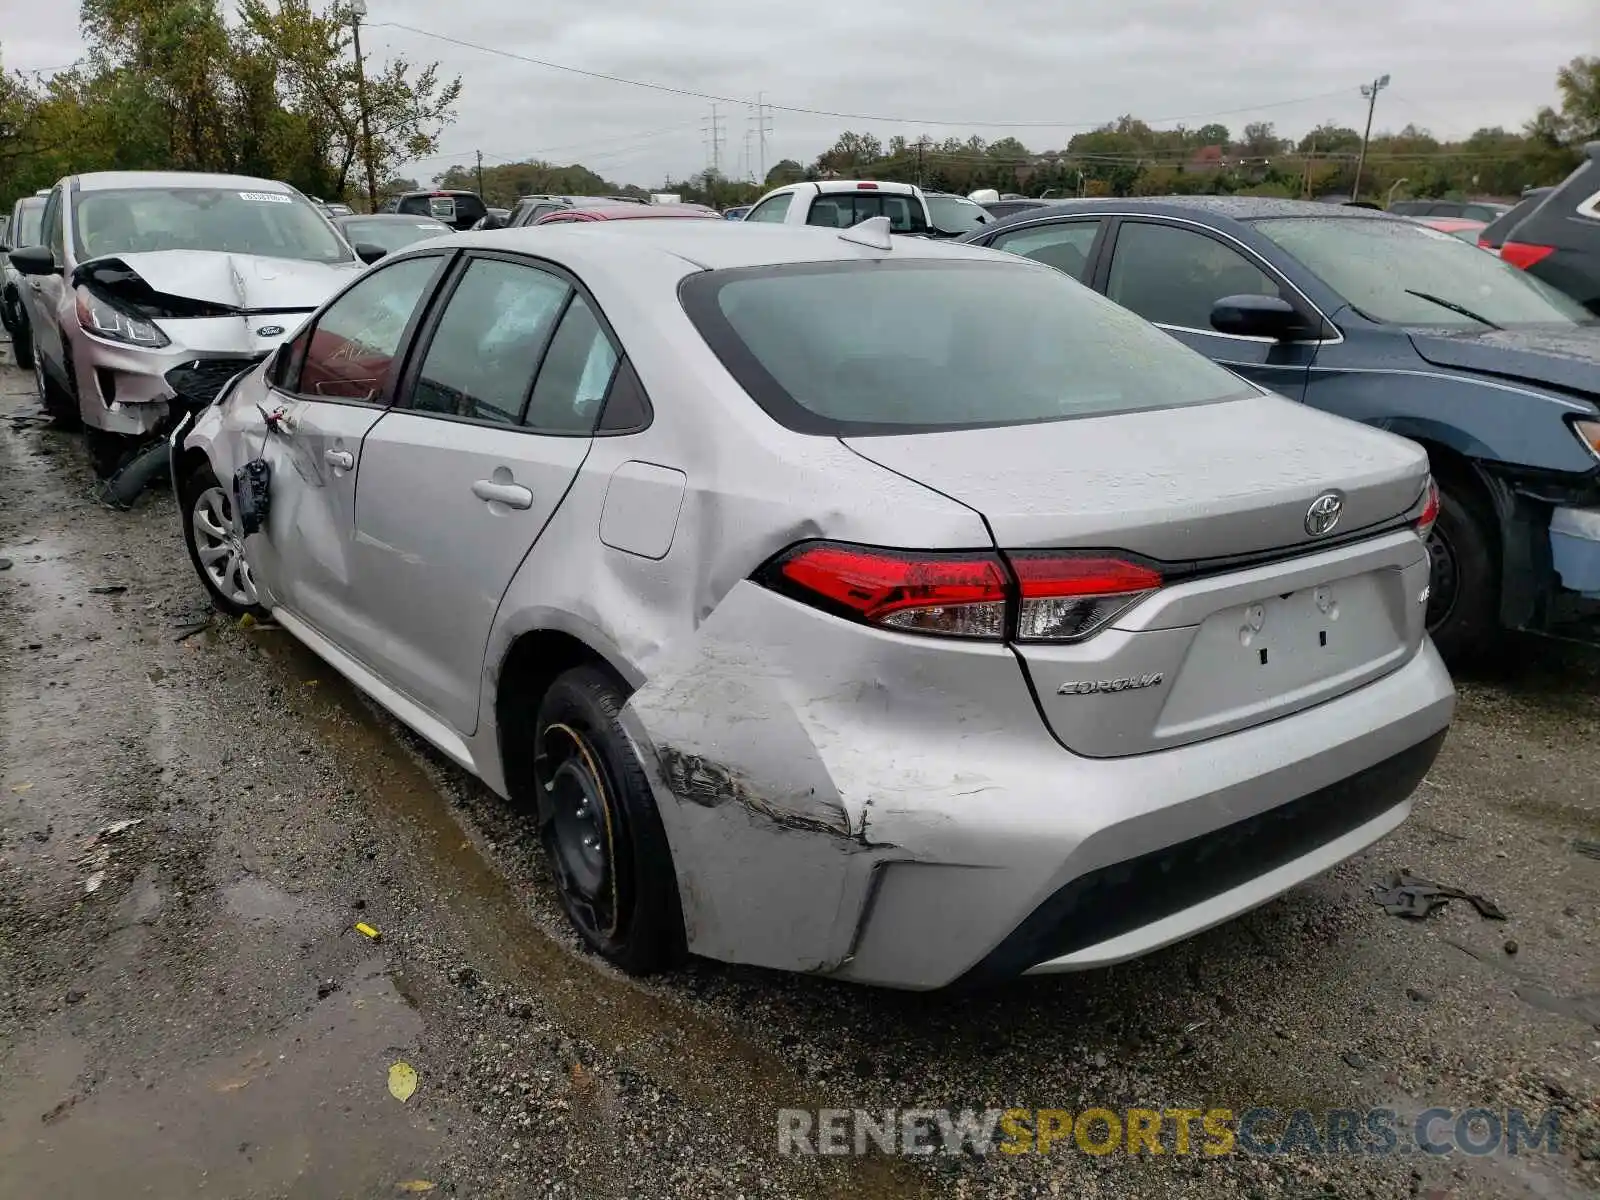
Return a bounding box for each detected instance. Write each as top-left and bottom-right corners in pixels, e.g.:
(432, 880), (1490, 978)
(9, 171), (366, 476)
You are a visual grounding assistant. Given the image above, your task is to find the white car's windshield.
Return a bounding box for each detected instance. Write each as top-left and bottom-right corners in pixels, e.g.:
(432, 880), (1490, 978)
(926, 194), (991, 235)
(338, 218), (451, 254)
(1254, 216), (1591, 328)
(73, 187), (353, 264)
(12, 199), (44, 247)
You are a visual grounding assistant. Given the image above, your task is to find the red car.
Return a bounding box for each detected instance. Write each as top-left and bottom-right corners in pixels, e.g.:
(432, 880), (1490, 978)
(533, 203), (721, 225)
(1415, 216), (1490, 246)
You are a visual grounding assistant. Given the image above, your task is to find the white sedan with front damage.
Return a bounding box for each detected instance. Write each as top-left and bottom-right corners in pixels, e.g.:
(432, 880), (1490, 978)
(8, 170), (372, 478)
(171, 217), (1454, 989)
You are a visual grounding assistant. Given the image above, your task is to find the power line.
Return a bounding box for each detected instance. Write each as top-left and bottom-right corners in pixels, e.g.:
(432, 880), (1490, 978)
(374, 21), (1358, 131)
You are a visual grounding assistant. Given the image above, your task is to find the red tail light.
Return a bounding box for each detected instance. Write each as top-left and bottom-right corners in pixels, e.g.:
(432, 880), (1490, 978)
(1415, 478), (1440, 540)
(1009, 553), (1163, 642)
(1500, 241), (1555, 270)
(762, 542), (1160, 642)
(857, 182), (879, 190)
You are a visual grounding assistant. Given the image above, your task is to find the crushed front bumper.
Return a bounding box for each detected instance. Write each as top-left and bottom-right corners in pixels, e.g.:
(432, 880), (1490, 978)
(70, 315), (283, 437)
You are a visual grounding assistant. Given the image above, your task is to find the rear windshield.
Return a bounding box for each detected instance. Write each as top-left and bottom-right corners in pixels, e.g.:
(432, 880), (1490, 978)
(926, 194), (991, 235)
(806, 192), (928, 235)
(680, 259), (1254, 435)
(339, 217), (450, 253)
(72, 187), (351, 264)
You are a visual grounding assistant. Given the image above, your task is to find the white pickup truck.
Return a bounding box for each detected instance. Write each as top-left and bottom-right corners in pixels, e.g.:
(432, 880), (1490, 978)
(743, 180), (991, 237)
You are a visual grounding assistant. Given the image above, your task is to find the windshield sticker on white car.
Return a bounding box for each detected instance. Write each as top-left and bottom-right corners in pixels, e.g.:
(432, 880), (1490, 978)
(239, 191), (292, 203)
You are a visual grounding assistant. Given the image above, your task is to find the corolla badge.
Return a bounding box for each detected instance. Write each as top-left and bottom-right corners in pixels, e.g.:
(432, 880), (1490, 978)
(1057, 672), (1164, 696)
(1305, 490), (1345, 537)
(255, 325), (286, 338)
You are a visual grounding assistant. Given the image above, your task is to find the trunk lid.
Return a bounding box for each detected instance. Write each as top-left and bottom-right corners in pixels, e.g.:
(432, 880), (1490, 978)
(845, 395), (1432, 756)
(1408, 325), (1600, 399)
(843, 395), (1426, 561)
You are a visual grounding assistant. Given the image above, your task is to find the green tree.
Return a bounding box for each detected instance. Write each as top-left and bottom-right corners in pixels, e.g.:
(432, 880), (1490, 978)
(238, 0), (461, 206)
(764, 158), (805, 187)
(1554, 55), (1600, 142)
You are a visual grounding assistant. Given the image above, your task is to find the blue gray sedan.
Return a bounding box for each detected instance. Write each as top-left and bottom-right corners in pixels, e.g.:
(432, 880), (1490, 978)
(963, 197), (1600, 659)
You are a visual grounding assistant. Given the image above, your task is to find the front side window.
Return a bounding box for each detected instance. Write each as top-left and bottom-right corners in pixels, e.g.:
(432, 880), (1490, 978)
(71, 186), (352, 264)
(682, 259), (1252, 435)
(745, 194), (793, 223)
(806, 193), (927, 234)
(990, 220), (1102, 281)
(1254, 215), (1592, 327)
(408, 258), (571, 424)
(523, 295), (620, 434)
(1108, 221), (1282, 329)
(295, 255), (441, 401)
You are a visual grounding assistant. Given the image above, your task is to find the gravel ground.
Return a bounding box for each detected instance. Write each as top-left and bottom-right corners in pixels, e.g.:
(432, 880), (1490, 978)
(0, 347), (1596, 1200)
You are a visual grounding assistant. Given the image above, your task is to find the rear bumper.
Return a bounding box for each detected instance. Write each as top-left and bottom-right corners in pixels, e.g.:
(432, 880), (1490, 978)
(625, 581), (1455, 990)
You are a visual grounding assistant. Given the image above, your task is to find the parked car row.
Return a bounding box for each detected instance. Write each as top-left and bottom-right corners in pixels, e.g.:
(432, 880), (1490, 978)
(6, 167), (1593, 994)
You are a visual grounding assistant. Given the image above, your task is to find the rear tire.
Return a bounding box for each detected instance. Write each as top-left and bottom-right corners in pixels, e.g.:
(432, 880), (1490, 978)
(179, 461), (265, 619)
(531, 665), (686, 975)
(1425, 480), (1498, 663)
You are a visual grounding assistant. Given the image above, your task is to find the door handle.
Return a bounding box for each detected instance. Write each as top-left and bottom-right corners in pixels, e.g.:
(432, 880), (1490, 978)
(472, 479), (534, 509)
(324, 449), (355, 470)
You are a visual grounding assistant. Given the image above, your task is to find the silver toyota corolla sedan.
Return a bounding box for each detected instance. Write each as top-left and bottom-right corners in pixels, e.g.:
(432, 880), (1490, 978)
(172, 218), (1454, 989)
(9, 171), (367, 477)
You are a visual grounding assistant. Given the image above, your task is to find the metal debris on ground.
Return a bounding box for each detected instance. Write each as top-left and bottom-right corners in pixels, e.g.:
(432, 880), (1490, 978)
(83, 871), (106, 894)
(1370, 871), (1506, 920)
(1574, 839), (1600, 861)
(354, 921), (382, 942)
(87, 585), (127, 595)
(99, 818), (143, 838)
(396, 1182), (436, 1193)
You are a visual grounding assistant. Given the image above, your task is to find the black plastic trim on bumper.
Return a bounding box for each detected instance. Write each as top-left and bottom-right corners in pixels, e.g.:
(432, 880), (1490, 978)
(956, 729), (1448, 987)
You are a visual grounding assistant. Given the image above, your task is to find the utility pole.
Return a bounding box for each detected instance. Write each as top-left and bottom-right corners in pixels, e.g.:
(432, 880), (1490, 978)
(702, 104), (725, 175)
(755, 92), (772, 185)
(475, 150), (484, 196)
(1352, 72), (1390, 203)
(1303, 138), (1317, 200)
(915, 138), (925, 187)
(349, 0), (378, 213)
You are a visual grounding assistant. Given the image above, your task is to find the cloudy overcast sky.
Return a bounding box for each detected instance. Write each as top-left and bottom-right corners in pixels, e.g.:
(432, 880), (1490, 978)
(4, 0), (1591, 187)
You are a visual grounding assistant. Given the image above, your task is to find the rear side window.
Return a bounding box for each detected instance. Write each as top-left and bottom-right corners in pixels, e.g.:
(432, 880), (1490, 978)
(408, 258), (571, 424)
(681, 259), (1252, 436)
(745, 194), (792, 223)
(524, 296), (619, 434)
(807, 193), (927, 234)
(1107, 221), (1281, 329)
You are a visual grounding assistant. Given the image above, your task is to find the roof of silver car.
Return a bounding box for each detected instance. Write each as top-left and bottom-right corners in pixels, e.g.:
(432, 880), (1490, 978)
(72, 171), (298, 193)
(450, 220), (1008, 271)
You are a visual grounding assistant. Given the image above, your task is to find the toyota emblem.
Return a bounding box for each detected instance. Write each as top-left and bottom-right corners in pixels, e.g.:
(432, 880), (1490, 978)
(1305, 490), (1345, 537)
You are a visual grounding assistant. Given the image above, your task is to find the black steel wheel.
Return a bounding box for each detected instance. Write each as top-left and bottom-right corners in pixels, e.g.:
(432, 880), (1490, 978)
(532, 666), (685, 974)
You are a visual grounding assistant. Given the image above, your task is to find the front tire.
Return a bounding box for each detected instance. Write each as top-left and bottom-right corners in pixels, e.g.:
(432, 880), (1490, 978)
(9, 311), (34, 371)
(1425, 481), (1498, 662)
(34, 351), (80, 431)
(179, 461), (265, 618)
(532, 666), (686, 974)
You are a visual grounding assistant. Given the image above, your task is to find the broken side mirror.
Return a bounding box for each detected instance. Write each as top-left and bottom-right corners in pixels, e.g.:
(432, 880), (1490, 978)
(354, 242), (387, 265)
(9, 245), (58, 276)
